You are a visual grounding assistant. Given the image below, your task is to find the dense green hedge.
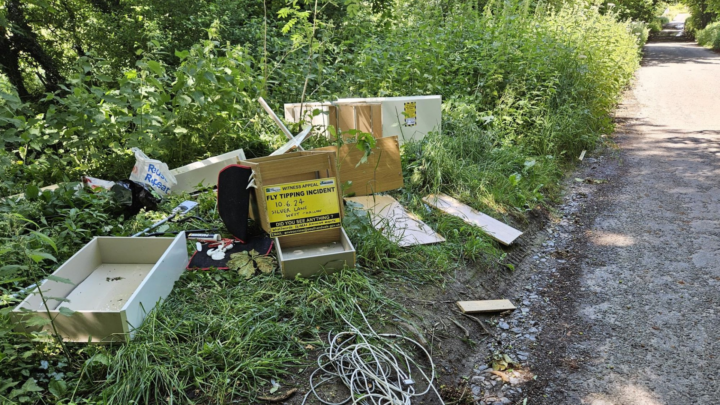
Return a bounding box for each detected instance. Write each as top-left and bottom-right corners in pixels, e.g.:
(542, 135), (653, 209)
(0, 0), (646, 403)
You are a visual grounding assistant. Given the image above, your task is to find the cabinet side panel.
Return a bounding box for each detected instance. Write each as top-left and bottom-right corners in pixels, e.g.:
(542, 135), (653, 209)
(122, 233), (189, 338)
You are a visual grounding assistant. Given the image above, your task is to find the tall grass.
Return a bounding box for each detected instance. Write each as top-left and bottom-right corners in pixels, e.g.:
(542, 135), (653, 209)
(0, 0), (645, 403)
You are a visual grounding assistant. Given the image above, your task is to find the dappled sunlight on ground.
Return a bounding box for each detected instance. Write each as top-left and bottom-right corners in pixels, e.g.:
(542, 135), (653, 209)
(588, 231), (635, 247)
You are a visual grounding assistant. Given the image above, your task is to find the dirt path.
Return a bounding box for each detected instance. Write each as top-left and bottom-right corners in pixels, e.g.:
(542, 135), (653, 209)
(515, 32), (720, 405)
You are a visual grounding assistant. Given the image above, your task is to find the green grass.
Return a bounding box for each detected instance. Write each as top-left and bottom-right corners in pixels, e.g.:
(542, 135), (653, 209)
(0, 0), (645, 403)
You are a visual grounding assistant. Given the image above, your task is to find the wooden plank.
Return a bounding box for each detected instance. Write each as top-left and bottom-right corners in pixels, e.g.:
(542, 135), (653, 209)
(371, 104), (383, 138)
(345, 195), (445, 247)
(456, 299), (516, 314)
(316, 136), (403, 196)
(338, 104), (355, 135)
(423, 194), (522, 246)
(357, 105), (373, 134)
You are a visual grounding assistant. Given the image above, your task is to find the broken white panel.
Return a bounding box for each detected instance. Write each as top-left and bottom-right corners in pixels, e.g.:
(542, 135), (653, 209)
(345, 195), (445, 247)
(170, 149), (246, 194)
(423, 194), (522, 245)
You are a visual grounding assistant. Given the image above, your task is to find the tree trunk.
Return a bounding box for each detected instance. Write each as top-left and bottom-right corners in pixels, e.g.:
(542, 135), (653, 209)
(6, 0), (65, 94)
(0, 29), (31, 101)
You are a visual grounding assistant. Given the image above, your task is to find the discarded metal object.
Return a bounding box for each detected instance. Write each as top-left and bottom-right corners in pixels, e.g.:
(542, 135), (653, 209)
(11, 233), (189, 343)
(131, 200), (198, 237)
(423, 194), (522, 245)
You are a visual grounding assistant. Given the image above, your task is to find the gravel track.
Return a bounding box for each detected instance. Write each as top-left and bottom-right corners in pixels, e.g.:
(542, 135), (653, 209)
(519, 34), (720, 405)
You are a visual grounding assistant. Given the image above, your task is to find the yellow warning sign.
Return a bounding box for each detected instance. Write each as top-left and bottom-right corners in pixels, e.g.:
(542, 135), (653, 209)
(403, 102), (417, 126)
(265, 178), (341, 237)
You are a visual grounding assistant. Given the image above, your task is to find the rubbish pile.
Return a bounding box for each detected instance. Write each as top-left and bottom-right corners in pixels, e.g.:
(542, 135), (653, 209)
(10, 94), (523, 349)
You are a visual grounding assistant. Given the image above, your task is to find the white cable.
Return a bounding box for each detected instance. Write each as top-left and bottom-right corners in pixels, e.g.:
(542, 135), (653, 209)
(301, 305), (445, 405)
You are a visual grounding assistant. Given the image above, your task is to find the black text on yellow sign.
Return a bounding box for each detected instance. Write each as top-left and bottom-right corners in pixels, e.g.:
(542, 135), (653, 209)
(265, 178), (341, 237)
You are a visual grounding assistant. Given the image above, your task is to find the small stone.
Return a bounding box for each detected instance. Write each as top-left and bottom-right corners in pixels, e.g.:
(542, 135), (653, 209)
(471, 376), (485, 384)
(499, 322), (510, 330)
(526, 335), (537, 341)
(522, 300), (531, 306)
(477, 364), (489, 372)
(521, 308), (530, 314)
(511, 327), (522, 334)
(528, 327), (539, 333)
(501, 398), (511, 404)
(471, 385), (482, 396)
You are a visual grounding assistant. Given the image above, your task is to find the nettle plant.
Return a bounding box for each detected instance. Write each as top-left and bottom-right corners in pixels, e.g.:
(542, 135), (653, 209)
(0, 214), (80, 403)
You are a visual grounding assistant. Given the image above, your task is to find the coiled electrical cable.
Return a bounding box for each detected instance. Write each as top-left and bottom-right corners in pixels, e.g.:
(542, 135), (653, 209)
(301, 305), (445, 405)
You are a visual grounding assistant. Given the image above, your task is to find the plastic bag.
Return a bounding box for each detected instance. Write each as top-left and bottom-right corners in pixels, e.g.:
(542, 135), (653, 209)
(129, 148), (177, 195)
(111, 180), (162, 216)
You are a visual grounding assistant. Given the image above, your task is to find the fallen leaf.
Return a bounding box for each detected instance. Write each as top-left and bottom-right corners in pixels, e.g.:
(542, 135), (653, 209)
(652, 326), (660, 330)
(305, 344), (315, 350)
(678, 280), (685, 284)
(238, 260), (255, 279)
(255, 256), (276, 274)
(228, 253), (255, 279)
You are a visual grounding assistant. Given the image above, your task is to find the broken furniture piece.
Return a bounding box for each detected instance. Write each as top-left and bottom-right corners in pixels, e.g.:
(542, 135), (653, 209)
(456, 299), (516, 314)
(345, 195), (445, 247)
(169, 149), (246, 194)
(11, 233), (189, 343)
(423, 194), (522, 246)
(315, 136), (403, 197)
(284, 95), (442, 145)
(275, 227), (355, 278)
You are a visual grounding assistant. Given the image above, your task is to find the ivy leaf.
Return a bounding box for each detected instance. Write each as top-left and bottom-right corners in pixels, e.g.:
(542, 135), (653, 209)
(48, 379), (67, 399)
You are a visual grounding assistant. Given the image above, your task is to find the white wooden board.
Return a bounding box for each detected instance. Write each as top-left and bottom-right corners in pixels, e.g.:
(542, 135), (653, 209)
(345, 195), (445, 247)
(457, 299), (516, 314)
(423, 194), (522, 246)
(170, 149), (246, 194)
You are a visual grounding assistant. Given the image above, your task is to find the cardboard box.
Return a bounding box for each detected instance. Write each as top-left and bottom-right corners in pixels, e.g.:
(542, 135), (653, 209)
(12, 233), (188, 343)
(170, 149), (246, 194)
(241, 151), (343, 235)
(315, 136), (404, 196)
(275, 227), (355, 278)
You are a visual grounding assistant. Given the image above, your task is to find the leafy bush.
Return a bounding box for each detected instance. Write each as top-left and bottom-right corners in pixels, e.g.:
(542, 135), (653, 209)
(0, 0), (646, 403)
(696, 20), (720, 47)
